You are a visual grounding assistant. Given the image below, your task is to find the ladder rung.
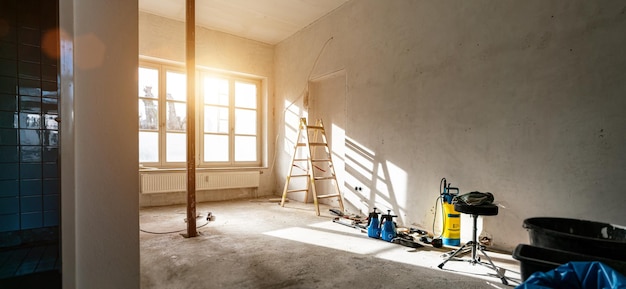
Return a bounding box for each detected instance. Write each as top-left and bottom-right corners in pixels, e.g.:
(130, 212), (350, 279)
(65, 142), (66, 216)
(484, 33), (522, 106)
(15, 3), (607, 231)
(314, 176), (336, 181)
(307, 125), (324, 130)
(294, 158), (308, 161)
(317, 194), (340, 199)
(309, 143), (327, 146)
(289, 174), (309, 177)
(287, 189), (308, 193)
(311, 159), (331, 162)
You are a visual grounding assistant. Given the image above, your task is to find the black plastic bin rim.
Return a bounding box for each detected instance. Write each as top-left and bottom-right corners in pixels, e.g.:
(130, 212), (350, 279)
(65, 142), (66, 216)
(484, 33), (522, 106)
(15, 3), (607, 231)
(523, 217), (626, 244)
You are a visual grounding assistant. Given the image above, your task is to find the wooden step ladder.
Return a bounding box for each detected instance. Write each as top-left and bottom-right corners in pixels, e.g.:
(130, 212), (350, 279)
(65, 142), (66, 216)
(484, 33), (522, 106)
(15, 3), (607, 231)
(281, 118), (345, 216)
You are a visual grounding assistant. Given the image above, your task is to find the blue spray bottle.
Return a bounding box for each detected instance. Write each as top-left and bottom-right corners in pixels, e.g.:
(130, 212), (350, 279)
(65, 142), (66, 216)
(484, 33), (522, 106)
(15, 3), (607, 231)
(380, 210), (398, 242)
(367, 208), (381, 238)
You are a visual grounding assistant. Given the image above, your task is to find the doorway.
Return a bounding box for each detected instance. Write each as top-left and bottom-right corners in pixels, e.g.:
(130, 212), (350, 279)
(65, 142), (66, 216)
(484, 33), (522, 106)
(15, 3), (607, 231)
(307, 71), (347, 207)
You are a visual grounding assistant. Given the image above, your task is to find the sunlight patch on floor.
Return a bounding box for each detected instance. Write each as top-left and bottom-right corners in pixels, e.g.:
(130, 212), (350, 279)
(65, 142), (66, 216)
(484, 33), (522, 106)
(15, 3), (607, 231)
(264, 221), (522, 287)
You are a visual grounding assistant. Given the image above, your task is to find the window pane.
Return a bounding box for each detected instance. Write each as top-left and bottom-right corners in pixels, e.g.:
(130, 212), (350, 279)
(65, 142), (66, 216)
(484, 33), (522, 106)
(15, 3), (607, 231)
(139, 99), (158, 130)
(166, 132), (186, 162)
(20, 113), (40, 129)
(139, 131), (158, 162)
(166, 102), (186, 131)
(44, 130), (58, 146)
(235, 109), (256, 135)
(204, 134), (228, 162)
(235, 136), (256, 162)
(20, 129), (41, 145)
(139, 67), (158, 97)
(166, 71), (186, 101)
(44, 114), (58, 130)
(235, 82), (256, 109)
(203, 77), (229, 105)
(204, 106), (229, 133)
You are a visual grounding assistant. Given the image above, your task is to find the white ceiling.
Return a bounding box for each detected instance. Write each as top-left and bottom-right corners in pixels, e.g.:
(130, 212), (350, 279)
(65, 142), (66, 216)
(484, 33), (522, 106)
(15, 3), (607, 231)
(138, 0), (349, 45)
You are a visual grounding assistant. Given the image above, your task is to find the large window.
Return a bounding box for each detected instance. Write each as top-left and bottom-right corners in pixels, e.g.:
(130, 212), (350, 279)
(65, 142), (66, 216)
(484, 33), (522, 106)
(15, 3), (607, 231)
(139, 62), (261, 168)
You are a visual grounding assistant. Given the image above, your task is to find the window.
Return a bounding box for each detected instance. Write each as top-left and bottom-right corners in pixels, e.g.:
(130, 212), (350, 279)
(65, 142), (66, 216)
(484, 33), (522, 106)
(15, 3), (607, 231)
(201, 73), (260, 166)
(138, 64), (187, 166)
(139, 61), (262, 168)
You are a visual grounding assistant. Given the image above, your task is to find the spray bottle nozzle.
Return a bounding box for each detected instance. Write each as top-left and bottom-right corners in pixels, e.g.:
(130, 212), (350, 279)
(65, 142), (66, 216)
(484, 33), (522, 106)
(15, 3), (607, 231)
(446, 186), (459, 195)
(367, 207), (380, 227)
(381, 209), (398, 221)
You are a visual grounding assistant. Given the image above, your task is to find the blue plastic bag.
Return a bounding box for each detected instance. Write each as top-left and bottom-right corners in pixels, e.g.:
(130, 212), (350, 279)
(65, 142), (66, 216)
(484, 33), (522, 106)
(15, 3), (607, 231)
(517, 261), (626, 289)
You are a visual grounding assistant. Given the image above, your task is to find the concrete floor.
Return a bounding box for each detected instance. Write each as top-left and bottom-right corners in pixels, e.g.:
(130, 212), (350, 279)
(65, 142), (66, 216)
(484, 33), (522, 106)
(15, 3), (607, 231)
(140, 197), (523, 289)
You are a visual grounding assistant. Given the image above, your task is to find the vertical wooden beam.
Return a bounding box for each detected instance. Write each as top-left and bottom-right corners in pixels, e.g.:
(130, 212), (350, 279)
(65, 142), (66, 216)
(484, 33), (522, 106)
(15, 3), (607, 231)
(184, 0), (197, 238)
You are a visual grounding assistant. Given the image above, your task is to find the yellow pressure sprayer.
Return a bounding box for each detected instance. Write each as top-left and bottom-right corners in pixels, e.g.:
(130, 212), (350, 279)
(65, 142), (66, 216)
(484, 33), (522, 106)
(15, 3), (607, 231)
(437, 178), (461, 246)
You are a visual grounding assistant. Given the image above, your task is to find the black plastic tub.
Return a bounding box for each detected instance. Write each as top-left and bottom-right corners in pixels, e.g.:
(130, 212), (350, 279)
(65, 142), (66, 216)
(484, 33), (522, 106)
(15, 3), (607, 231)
(513, 244), (626, 281)
(523, 217), (626, 261)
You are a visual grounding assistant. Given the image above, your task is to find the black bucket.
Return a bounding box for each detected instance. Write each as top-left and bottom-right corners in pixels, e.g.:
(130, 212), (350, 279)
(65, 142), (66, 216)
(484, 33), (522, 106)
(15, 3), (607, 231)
(523, 217), (626, 261)
(513, 244), (626, 281)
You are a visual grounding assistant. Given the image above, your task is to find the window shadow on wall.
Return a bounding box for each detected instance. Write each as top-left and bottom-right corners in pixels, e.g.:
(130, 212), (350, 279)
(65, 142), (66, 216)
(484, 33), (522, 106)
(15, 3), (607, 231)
(342, 137), (406, 223)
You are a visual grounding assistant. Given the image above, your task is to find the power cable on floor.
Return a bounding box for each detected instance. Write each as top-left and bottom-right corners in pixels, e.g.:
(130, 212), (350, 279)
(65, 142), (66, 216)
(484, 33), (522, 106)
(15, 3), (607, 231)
(140, 215), (211, 235)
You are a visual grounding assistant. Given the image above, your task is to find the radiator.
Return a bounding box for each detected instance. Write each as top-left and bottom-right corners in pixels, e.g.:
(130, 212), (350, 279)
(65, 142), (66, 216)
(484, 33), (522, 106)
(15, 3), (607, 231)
(140, 171), (260, 194)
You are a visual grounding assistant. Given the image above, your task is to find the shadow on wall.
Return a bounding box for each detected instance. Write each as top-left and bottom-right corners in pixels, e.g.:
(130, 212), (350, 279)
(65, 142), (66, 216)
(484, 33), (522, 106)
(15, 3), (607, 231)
(281, 100), (406, 221)
(342, 137), (406, 224)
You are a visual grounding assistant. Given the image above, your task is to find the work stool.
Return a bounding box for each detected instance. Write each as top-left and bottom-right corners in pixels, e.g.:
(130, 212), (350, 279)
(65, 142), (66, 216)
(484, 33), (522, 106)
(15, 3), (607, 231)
(437, 202), (508, 285)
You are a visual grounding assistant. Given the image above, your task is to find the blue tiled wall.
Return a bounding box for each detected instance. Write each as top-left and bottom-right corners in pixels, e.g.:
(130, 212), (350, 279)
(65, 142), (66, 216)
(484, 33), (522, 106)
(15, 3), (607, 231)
(0, 0), (60, 233)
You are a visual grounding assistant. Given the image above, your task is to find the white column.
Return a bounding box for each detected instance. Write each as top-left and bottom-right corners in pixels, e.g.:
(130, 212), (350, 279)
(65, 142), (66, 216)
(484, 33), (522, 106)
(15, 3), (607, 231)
(60, 0), (139, 288)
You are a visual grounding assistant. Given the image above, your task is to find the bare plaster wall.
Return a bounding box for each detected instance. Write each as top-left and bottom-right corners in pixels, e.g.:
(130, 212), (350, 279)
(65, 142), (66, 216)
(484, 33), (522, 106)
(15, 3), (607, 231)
(275, 0), (626, 250)
(138, 12), (276, 197)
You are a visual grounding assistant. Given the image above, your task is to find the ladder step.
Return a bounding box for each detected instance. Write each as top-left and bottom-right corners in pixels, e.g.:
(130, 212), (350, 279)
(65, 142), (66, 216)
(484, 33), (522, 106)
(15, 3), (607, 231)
(289, 174), (309, 177)
(287, 189), (308, 193)
(311, 159), (331, 162)
(297, 142), (328, 147)
(314, 176), (336, 181)
(307, 125), (324, 130)
(317, 194), (340, 199)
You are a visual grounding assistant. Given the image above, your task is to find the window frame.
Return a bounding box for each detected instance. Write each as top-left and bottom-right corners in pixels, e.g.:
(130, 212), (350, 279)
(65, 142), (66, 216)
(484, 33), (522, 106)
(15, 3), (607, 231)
(139, 60), (264, 169)
(139, 62), (188, 168)
(199, 71), (262, 168)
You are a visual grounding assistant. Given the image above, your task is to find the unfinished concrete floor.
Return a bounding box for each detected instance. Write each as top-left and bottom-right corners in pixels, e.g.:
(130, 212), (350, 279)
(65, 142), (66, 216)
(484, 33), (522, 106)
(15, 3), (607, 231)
(140, 198), (523, 288)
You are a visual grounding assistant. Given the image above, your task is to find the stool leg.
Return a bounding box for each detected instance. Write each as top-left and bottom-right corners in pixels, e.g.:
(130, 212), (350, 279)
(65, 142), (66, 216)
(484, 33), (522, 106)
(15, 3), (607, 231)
(470, 214), (478, 263)
(476, 245), (509, 285)
(473, 213), (508, 285)
(437, 242), (469, 269)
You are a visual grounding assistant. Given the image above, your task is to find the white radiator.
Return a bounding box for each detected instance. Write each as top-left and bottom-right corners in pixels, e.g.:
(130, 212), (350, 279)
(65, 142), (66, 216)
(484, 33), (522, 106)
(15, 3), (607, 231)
(140, 171), (260, 194)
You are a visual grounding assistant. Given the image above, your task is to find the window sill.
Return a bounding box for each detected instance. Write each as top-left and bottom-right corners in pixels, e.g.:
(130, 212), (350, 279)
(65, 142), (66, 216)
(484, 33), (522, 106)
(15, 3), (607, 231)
(139, 166), (266, 173)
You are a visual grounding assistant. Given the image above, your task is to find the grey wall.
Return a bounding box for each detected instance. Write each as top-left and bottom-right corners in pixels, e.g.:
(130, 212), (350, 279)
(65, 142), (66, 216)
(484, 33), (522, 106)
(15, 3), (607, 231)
(275, 0), (626, 250)
(139, 12), (274, 77)
(60, 0), (139, 287)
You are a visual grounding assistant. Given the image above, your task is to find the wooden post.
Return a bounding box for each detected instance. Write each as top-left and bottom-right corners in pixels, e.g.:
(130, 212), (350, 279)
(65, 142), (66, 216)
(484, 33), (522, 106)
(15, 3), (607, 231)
(183, 0), (197, 238)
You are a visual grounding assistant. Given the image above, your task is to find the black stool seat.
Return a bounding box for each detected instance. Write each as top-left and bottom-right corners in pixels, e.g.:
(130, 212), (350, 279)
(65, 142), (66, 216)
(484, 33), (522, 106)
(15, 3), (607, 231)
(454, 202), (498, 216)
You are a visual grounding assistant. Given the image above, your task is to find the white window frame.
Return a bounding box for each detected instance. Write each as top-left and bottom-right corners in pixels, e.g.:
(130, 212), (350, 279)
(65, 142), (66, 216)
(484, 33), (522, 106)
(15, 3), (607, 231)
(139, 62), (187, 168)
(139, 60), (264, 169)
(199, 71), (262, 167)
